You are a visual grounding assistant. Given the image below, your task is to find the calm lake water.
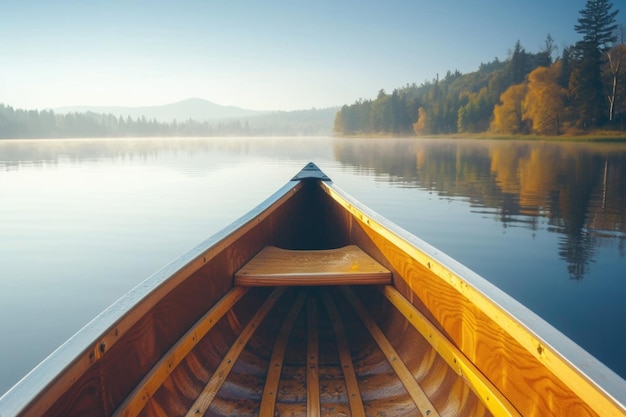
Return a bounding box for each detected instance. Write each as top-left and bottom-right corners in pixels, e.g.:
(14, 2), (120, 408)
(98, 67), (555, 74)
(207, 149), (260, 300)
(1, 136), (625, 395)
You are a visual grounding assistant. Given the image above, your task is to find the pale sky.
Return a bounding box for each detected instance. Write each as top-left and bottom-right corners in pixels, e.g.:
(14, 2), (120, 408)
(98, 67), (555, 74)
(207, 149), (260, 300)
(0, 0), (613, 111)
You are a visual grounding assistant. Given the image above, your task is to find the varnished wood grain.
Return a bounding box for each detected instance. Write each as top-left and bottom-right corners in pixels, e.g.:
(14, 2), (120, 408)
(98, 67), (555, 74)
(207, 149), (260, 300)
(112, 287), (248, 417)
(321, 290), (366, 417)
(183, 287), (286, 417)
(258, 288), (309, 417)
(340, 286), (441, 417)
(234, 245), (391, 286)
(379, 285), (520, 417)
(307, 297), (321, 417)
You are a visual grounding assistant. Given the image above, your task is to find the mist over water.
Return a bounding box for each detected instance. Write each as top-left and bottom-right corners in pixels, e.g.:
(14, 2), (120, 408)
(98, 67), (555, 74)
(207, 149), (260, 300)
(1, 136), (625, 395)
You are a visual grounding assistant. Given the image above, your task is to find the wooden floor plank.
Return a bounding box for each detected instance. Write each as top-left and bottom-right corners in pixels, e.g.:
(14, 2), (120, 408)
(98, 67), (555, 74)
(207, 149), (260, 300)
(321, 290), (366, 417)
(113, 287), (249, 417)
(183, 287), (287, 417)
(307, 297), (321, 417)
(380, 285), (521, 417)
(258, 288), (310, 417)
(340, 286), (441, 417)
(234, 245), (391, 286)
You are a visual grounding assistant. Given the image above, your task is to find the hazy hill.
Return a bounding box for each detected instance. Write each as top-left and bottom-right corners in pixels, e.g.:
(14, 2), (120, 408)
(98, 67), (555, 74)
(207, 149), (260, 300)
(53, 98), (267, 122)
(1, 99), (339, 138)
(244, 107), (339, 136)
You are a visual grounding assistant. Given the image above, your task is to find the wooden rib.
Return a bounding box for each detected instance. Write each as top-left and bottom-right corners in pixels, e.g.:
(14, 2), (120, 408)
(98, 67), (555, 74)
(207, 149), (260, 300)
(380, 285), (521, 416)
(183, 286), (287, 417)
(321, 290), (366, 417)
(113, 286), (249, 417)
(258, 288), (310, 417)
(307, 297), (321, 417)
(234, 245), (391, 286)
(340, 286), (441, 417)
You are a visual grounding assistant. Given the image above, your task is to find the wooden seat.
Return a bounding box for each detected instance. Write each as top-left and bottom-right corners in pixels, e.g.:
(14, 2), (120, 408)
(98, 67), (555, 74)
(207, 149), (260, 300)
(234, 245), (391, 286)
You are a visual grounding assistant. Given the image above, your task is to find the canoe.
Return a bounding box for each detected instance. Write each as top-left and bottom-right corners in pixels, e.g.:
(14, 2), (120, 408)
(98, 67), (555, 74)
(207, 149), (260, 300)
(1, 162), (625, 417)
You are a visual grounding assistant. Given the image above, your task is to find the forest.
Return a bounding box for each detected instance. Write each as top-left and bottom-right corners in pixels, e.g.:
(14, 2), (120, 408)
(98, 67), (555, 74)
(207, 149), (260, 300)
(333, 0), (626, 137)
(0, 105), (337, 139)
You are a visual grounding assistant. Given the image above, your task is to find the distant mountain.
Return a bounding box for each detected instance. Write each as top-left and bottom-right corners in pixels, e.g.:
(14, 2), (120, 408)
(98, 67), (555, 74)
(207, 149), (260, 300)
(53, 98), (268, 123)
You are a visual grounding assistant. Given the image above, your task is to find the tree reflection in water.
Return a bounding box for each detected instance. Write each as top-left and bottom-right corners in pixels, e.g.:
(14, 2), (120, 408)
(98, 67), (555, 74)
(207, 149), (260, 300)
(334, 138), (626, 280)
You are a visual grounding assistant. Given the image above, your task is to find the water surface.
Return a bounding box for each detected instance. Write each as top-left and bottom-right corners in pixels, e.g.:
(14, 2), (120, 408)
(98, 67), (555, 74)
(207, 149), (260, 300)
(1, 137), (625, 395)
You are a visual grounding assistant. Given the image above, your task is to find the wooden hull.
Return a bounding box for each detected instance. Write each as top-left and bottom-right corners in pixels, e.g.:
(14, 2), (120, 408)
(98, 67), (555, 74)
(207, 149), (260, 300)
(1, 163), (625, 417)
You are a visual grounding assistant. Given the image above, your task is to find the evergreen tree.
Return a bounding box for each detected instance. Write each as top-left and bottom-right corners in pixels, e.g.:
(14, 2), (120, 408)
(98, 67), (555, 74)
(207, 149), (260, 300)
(508, 40), (530, 85)
(574, 0), (619, 51)
(570, 0), (619, 127)
(558, 47), (573, 88)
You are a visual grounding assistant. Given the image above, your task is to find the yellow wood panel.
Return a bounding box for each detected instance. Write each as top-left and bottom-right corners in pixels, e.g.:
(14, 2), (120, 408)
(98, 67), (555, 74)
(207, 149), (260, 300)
(234, 245), (391, 286)
(259, 288), (310, 417)
(183, 287), (286, 417)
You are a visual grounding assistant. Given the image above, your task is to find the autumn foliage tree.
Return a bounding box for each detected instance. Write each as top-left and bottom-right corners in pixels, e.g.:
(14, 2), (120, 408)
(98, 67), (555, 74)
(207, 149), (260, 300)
(491, 83), (528, 134)
(523, 63), (567, 135)
(413, 107), (428, 135)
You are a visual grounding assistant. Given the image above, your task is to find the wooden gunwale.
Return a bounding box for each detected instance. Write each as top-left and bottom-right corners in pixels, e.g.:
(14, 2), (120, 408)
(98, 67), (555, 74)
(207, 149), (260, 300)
(320, 180), (626, 416)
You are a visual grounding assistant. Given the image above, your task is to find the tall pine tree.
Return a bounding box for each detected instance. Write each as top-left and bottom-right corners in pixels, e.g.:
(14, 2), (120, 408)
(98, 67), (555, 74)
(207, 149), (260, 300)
(570, 0), (619, 128)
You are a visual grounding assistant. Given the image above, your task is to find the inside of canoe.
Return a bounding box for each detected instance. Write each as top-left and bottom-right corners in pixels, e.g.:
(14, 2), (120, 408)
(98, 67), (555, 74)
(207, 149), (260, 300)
(31, 176), (589, 417)
(120, 285), (493, 417)
(12, 170), (624, 417)
(27, 179), (510, 417)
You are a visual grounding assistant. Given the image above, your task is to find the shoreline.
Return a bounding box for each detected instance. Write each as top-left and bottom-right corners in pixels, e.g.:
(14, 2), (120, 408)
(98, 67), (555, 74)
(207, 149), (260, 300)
(334, 131), (626, 142)
(1, 132), (626, 142)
